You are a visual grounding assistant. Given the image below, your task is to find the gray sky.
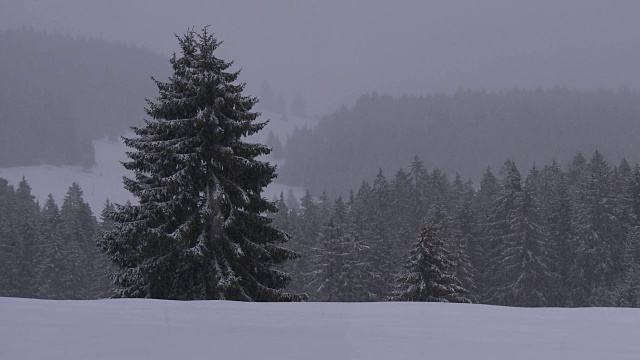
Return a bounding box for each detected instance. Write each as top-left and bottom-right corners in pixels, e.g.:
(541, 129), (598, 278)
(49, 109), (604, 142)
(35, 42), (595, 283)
(2, 0), (640, 116)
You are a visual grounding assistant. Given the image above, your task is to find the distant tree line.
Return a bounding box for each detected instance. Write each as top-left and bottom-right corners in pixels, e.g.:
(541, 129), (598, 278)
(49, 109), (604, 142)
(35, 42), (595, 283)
(0, 177), (112, 299)
(0, 29), (168, 167)
(281, 89), (640, 196)
(274, 152), (640, 307)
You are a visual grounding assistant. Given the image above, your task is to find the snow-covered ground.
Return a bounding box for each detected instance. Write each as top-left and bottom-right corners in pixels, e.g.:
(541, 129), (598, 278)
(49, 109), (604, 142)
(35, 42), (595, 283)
(1, 298), (638, 360)
(0, 108), (309, 215)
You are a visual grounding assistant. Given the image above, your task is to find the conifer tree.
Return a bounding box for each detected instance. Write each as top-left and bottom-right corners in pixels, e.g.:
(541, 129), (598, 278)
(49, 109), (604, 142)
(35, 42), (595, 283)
(60, 183), (99, 299)
(271, 192), (290, 233)
(571, 151), (625, 306)
(14, 178), (40, 297)
(496, 184), (554, 307)
(482, 160), (522, 304)
(285, 189), (300, 212)
(290, 190), (320, 294)
(332, 196), (348, 229)
(568, 153), (588, 188)
(0, 178), (18, 297)
(265, 131), (284, 160)
(473, 166), (501, 295)
(92, 200), (116, 298)
(449, 180), (478, 300)
(318, 192), (332, 226)
(309, 216), (374, 302)
(393, 223), (469, 303)
(427, 169), (450, 213)
(370, 169), (395, 298)
(617, 264), (640, 307)
(36, 194), (66, 298)
(391, 168), (416, 265)
(101, 28), (302, 301)
(299, 190), (320, 241)
(408, 156), (428, 230)
(539, 159), (574, 306)
(631, 165), (640, 222)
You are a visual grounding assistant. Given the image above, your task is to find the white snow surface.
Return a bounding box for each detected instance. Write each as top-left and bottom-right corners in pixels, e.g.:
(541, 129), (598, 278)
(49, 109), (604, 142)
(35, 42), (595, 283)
(0, 108), (307, 215)
(1, 297), (639, 360)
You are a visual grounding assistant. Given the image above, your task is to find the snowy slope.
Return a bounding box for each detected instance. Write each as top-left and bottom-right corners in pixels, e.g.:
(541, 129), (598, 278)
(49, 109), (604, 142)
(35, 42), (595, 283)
(0, 109), (309, 215)
(0, 138), (133, 216)
(1, 298), (638, 360)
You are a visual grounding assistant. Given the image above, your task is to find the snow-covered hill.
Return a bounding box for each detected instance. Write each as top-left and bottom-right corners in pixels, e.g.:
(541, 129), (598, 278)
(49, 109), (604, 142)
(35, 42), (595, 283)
(0, 108), (309, 215)
(1, 298), (638, 360)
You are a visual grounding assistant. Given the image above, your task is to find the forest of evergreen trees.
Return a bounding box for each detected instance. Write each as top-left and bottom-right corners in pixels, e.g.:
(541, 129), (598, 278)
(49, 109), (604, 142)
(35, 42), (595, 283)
(3, 27), (640, 308)
(0, 29), (168, 167)
(281, 89), (640, 195)
(273, 152), (640, 307)
(3, 150), (640, 306)
(0, 177), (112, 299)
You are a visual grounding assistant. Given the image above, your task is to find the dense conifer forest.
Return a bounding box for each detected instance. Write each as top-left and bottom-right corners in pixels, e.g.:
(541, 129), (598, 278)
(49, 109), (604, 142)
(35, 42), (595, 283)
(2, 27), (640, 308)
(5, 150), (639, 307)
(274, 153), (640, 307)
(0, 178), (112, 299)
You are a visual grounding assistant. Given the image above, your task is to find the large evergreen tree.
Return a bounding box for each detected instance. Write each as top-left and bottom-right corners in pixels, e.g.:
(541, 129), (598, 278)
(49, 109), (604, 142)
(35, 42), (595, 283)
(101, 28), (302, 301)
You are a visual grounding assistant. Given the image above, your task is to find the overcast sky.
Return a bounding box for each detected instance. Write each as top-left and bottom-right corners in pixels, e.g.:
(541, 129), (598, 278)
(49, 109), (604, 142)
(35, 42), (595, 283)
(2, 0), (640, 116)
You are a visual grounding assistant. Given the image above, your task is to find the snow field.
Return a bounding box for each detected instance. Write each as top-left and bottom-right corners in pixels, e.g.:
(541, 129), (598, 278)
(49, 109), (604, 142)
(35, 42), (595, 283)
(1, 297), (639, 360)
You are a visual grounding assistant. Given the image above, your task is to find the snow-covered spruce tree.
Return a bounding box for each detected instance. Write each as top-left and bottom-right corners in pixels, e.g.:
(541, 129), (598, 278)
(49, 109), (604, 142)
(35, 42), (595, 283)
(0, 178), (19, 297)
(393, 223), (470, 303)
(36, 194), (66, 299)
(391, 168), (418, 264)
(494, 183), (554, 307)
(570, 151), (625, 306)
(482, 160), (522, 304)
(408, 156), (429, 231)
(539, 159), (574, 307)
(60, 183), (99, 299)
(448, 179), (478, 301)
(473, 166), (501, 296)
(308, 218), (373, 302)
(101, 28), (303, 301)
(14, 177), (40, 298)
(362, 170), (395, 299)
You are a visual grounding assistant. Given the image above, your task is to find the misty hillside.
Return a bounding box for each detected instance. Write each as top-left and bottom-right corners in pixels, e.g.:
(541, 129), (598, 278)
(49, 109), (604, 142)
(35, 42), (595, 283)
(280, 89), (640, 194)
(0, 29), (168, 167)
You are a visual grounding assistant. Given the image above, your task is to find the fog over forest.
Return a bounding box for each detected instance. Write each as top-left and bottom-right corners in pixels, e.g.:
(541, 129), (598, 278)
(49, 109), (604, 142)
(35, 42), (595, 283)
(3, 0), (640, 115)
(6, 4), (640, 358)
(4, 0), (640, 311)
(0, 30), (167, 166)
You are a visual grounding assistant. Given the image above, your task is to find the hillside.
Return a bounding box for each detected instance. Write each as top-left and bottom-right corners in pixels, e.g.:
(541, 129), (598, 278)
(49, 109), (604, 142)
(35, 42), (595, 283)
(0, 108), (308, 215)
(0, 29), (168, 167)
(280, 89), (640, 195)
(1, 297), (638, 359)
